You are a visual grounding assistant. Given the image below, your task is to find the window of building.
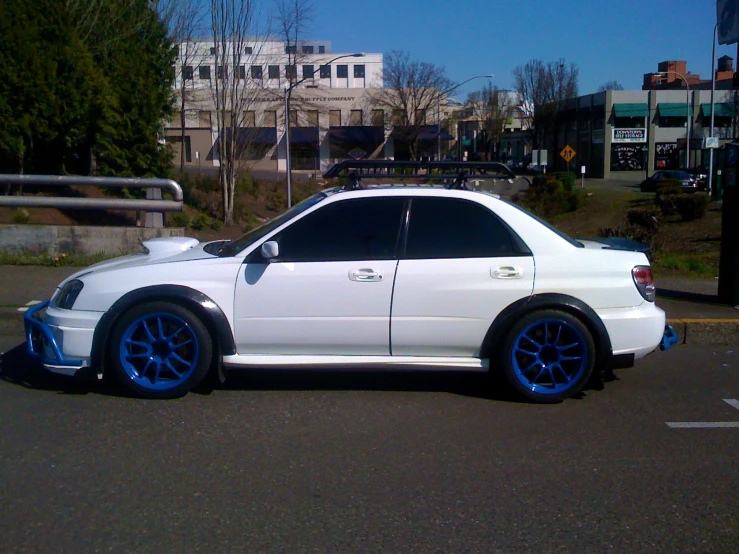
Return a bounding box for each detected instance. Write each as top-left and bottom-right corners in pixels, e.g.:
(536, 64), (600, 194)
(336, 65), (348, 78)
(198, 111), (212, 127)
(285, 65), (297, 80)
(209, 47), (216, 55)
(305, 110), (319, 127)
(238, 65), (246, 80)
(198, 65), (211, 80)
(319, 65), (331, 79)
(659, 116), (686, 128)
(302, 65), (314, 80)
(182, 66), (194, 80)
(289, 110), (298, 127)
(349, 110), (363, 125)
(614, 117), (645, 129)
(243, 111), (256, 127)
(285, 45), (297, 54)
(268, 65), (280, 79)
(302, 45), (314, 54)
(371, 109), (384, 127)
(274, 198), (405, 262)
(216, 65), (226, 79)
(329, 110), (341, 127)
(251, 65), (263, 79)
(405, 198), (521, 259)
(415, 109), (426, 125)
(354, 65), (365, 78)
(263, 110), (277, 127)
(319, 45), (325, 54)
(392, 109), (405, 126)
(245, 46), (253, 55)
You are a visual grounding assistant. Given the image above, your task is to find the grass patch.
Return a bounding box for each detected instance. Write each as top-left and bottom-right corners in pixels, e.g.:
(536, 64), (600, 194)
(650, 253), (717, 278)
(0, 250), (121, 267)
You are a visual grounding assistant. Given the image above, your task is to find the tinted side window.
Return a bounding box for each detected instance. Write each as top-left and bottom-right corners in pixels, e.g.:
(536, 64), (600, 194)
(275, 198), (404, 262)
(405, 198), (520, 259)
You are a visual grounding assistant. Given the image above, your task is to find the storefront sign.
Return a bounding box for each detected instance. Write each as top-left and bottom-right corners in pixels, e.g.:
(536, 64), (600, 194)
(612, 128), (646, 143)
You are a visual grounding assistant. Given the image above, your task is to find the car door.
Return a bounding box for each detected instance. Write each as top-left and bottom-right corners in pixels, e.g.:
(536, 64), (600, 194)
(233, 197), (404, 355)
(391, 197), (535, 357)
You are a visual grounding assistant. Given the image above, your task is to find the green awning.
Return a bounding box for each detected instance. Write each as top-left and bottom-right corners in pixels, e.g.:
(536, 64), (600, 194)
(613, 103), (648, 117)
(657, 103), (689, 117)
(700, 103), (736, 117)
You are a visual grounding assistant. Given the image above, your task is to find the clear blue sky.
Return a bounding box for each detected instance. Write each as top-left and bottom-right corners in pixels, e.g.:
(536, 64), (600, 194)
(304, 0), (735, 99)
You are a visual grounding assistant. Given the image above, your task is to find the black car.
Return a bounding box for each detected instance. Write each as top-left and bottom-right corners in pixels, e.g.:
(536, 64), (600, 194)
(639, 170), (701, 193)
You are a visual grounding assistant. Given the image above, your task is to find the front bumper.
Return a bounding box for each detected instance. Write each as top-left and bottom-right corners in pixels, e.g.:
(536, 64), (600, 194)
(24, 300), (96, 376)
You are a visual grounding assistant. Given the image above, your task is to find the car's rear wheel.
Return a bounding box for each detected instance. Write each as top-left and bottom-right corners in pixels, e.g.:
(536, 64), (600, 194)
(110, 302), (212, 399)
(501, 310), (595, 403)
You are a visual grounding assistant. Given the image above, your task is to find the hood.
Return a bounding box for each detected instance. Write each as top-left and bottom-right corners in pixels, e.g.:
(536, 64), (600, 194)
(578, 238), (651, 253)
(60, 236), (215, 285)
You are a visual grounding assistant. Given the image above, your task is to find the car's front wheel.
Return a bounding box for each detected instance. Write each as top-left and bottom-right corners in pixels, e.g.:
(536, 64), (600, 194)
(110, 301), (213, 399)
(501, 310), (595, 403)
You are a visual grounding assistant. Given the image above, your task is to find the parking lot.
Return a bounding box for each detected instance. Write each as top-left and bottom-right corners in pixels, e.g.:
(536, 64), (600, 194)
(1, 338), (738, 552)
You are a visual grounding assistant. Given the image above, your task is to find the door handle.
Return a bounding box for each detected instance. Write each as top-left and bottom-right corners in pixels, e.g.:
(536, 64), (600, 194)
(349, 268), (383, 282)
(492, 266), (522, 279)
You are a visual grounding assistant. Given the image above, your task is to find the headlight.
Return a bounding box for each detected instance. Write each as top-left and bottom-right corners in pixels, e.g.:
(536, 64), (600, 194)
(55, 279), (84, 309)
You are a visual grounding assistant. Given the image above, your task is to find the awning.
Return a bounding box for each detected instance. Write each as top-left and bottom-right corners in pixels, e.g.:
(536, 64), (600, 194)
(700, 102), (736, 117)
(328, 126), (384, 144)
(289, 126), (319, 144)
(613, 103), (649, 118)
(657, 103), (689, 117)
(235, 127), (277, 145)
(391, 125), (454, 142)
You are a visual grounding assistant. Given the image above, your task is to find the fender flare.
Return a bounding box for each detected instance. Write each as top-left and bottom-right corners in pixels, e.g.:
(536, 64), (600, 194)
(480, 293), (613, 370)
(90, 285), (237, 372)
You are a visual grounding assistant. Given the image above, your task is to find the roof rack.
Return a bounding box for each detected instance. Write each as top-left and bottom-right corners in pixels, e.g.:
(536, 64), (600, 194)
(322, 160), (524, 191)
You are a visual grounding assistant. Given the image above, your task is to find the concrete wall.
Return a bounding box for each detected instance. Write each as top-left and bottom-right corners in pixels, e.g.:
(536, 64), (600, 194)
(0, 225), (184, 256)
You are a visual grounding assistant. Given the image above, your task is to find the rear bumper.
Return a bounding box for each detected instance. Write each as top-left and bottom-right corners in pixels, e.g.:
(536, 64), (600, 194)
(597, 302), (666, 360)
(24, 300), (100, 375)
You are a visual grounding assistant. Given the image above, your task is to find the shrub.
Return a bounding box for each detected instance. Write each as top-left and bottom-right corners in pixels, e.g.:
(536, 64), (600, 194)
(655, 178), (681, 216)
(626, 207), (660, 234)
(12, 208), (31, 224)
(673, 194), (709, 221)
(553, 171), (576, 191)
(514, 174), (582, 218)
(190, 213), (211, 231)
(168, 213), (190, 228)
(598, 223), (655, 246)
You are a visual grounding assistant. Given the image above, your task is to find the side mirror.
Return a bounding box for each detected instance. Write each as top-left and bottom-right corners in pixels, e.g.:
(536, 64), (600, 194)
(261, 241), (279, 261)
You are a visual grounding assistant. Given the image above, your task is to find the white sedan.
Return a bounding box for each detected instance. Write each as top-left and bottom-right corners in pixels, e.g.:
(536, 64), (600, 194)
(25, 163), (673, 402)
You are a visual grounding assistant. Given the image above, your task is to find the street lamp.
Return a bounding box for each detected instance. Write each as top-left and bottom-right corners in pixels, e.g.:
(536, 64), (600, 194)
(657, 70), (692, 169)
(436, 74), (494, 160)
(284, 52), (364, 208)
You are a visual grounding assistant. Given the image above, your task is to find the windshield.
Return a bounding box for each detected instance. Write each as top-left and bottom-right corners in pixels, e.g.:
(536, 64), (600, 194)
(501, 198), (583, 248)
(216, 192), (328, 257)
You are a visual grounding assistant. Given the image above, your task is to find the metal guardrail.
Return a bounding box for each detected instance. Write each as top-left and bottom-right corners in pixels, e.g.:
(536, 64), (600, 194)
(0, 174), (184, 212)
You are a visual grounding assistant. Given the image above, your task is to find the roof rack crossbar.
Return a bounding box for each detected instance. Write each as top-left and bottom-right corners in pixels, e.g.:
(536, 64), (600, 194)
(323, 160), (518, 182)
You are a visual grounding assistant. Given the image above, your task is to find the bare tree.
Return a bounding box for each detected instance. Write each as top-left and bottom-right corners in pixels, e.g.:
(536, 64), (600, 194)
(210, 0), (264, 225)
(513, 58), (578, 150)
(369, 50), (453, 160)
(598, 80), (624, 92)
(466, 84), (514, 160)
(159, 0), (207, 172)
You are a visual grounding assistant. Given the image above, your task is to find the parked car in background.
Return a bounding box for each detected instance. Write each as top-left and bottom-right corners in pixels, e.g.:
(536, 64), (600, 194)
(678, 167), (708, 187)
(639, 170), (701, 193)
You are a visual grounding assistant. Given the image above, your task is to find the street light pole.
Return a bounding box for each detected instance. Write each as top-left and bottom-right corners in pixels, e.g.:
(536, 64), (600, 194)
(709, 23), (718, 197)
(657, 70), (692, 169)
(436, 74), (494, 161)
(285, 52), (364, 208)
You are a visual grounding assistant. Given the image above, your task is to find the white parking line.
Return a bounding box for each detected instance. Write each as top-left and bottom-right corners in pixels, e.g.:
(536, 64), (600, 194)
(666, 398), (739, 428)
(16, 300), (42, 313)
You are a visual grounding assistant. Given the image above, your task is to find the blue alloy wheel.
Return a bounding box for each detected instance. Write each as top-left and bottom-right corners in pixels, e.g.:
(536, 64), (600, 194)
(119, 312), (199, 390)
(111, 302), (213, 399)
(502, 310), (595, 403)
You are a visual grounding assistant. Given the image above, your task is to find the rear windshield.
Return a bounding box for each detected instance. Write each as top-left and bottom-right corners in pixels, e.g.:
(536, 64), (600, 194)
(500, 198), (583, 248)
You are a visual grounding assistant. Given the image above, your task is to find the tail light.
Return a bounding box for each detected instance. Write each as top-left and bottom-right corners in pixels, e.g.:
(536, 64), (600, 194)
(632, 266), (655, 302)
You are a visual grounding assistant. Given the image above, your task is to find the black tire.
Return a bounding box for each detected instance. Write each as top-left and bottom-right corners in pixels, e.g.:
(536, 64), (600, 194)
(110, 301), (213, 399)
(500, 309), (595, 403)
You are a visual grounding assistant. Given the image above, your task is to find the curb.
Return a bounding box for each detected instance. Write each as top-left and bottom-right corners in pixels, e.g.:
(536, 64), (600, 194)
(667, 318), (739, 346)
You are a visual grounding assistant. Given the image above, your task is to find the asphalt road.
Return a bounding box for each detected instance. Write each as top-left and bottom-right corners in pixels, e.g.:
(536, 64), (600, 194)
(0, 341), (738, 553)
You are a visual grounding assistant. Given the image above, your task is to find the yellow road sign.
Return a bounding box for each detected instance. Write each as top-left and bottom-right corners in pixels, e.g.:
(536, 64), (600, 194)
(560, 145), (576, 163)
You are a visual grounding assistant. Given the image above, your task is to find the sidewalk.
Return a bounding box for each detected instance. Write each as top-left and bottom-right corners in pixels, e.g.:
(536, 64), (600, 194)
(0, 267), (738, 346)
